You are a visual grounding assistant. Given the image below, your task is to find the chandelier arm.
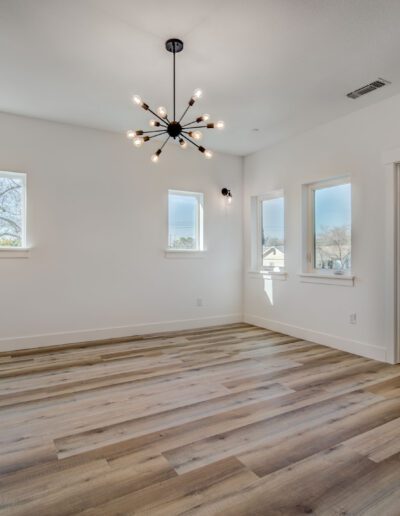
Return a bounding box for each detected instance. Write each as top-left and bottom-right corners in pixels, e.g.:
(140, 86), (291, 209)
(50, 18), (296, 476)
(160, 135), (171, 151)
(181, 130), (201, 138)
(178, 104), (192, 124)
(141, 129), (169, 134)
(148, 131), (168, 139)
(181, 133), (200, 149)
(182, 125), (208, 130)
(182, 119), (199, 127)
(146, 107), (169, 125)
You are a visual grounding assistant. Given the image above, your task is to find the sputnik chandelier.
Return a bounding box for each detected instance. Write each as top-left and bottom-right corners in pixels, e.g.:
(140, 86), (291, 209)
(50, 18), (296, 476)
(127, 38), (224, 163)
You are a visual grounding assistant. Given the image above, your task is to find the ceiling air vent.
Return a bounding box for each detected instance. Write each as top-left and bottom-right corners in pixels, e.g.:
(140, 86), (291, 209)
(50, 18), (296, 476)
(346, 78), (391, 99)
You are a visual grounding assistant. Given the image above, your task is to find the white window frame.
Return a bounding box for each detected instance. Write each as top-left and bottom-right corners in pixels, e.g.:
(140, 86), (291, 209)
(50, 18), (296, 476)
(0, 171), (29, 258)
(166, 189), (204, 255)
(300, 176), (353, 284)
(250, 190), (286, 277)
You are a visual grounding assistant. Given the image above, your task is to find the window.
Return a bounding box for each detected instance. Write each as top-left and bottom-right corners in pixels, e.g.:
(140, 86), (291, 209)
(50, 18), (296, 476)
(168, 190), (204, 251)
(305, 178), (351, 273)
(0, 171), (26, 248)
(261, 194), (285, 271)
(260, 193), (285, 272)
(250, 191), (285, 272)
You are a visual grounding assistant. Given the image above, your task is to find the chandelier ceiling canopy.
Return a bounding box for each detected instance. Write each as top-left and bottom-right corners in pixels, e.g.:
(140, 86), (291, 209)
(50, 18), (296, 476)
(127, 38), (224, 163)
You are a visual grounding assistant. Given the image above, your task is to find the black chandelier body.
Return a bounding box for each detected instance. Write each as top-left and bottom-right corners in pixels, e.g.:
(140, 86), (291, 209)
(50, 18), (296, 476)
(127, 38), (224, 163)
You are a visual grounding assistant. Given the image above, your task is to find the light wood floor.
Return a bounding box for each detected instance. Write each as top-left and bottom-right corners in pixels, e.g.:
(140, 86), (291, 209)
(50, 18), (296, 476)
(1, 324), (400, 515)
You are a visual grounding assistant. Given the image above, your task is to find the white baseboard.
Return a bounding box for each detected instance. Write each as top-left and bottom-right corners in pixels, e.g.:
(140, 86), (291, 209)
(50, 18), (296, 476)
(1, 312), (389, 364)
(244, 313), (388, 363)
(0, 313), (242, 352)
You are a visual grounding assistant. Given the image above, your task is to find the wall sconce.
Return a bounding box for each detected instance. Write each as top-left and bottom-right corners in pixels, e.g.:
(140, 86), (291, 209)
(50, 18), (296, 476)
(221, 188), (232, 204)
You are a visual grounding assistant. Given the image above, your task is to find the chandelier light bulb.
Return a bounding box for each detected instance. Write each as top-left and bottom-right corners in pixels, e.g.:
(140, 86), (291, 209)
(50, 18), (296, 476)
(149, 119), (160, 127)
(228, 195), (232, 204)
(192, 88), (203, 100)
(132, 94), (142, 106)
(179, 138), (187, 149)
(151, 149), (162, 163)
(204, 149), (213, 159)
(133, 137), (144, 148)
(196, 113), (210, 123)
(216, 121), (225, 130)
(127, 129), (143, 138)
(190, 130), (203, 141)
(156, 106), (167, 118)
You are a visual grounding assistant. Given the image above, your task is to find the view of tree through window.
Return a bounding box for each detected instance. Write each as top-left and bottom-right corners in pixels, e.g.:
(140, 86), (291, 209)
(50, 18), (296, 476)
(168, 191), (202, 250)
(314, 182), (351, 271)
(0, 174), (24, 247)
(262, 196), (284, 270)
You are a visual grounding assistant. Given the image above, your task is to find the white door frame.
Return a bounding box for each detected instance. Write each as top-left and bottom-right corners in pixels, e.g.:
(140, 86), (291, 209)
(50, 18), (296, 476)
(383, 149), (400, 363)
(395, 164), (400, 364)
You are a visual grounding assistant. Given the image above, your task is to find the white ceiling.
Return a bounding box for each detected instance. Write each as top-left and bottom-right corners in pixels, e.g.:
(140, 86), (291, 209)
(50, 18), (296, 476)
(1, 0), (400, 156)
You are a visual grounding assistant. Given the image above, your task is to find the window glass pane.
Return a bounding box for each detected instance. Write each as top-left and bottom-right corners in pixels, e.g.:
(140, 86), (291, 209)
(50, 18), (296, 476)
(168, 193), (198, 249)
(262, 196), (284, 270)
(0, 174), (24, 247)
(314, 182), (351, 270)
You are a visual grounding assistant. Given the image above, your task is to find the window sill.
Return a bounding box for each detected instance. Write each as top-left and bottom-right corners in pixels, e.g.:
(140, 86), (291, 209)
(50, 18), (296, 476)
(298, 272), (355, 287)
(0, 247), (30, 259)
(164, 249), (207, 259)
(248, 270), (288, 281)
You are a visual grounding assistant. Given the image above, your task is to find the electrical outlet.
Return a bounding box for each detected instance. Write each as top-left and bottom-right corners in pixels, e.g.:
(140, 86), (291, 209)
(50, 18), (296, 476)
(196, 298), (203, 307)
(349, 313), (357, 325)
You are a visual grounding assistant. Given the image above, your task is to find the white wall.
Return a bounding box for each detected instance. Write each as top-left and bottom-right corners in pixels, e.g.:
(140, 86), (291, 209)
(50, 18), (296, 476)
(0, 112), (243, 350)
(244, 92), (400, 363)
(3, 92), (400, 361)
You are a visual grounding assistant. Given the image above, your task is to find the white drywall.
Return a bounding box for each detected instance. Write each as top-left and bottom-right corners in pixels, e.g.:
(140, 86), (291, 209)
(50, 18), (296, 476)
(243, 92), (400, 363)
(0, 112), (243, 350)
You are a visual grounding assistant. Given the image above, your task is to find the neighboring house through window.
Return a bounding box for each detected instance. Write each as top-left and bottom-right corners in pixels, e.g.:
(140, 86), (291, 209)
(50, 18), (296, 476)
(168, 190), (204, 251)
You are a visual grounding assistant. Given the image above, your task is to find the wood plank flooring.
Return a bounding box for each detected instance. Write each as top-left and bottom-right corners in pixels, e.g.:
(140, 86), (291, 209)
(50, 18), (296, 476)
(1, 323), (400, 515)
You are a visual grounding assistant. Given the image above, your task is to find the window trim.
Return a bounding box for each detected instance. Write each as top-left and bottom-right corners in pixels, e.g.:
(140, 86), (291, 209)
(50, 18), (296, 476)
(303, 176), (352, 277)
(164, 249), (206, 259)
(167, 189), (204, 253)
(255, 189), (285, 273)
(298, 271), (354, 287)
(0, 170), (28, 256)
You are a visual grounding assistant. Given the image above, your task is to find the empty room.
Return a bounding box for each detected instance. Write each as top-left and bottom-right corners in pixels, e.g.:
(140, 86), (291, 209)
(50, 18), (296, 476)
(2, 0), (400, 514)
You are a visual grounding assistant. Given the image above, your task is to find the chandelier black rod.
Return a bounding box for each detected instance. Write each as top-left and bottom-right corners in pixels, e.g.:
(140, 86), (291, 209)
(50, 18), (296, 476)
(181, 131), (199, 139)
(146, 107), (168, 126)
(181, 133), (199, 149)
(182, 125), (208, 130)
(160, 135), (171, 150)
(182, 119), (198, 127)
(178, 104), (191, 124)
(173, 42), (176, 121)
(141, 129), (169, 134)
(148, 131), (167, 139)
